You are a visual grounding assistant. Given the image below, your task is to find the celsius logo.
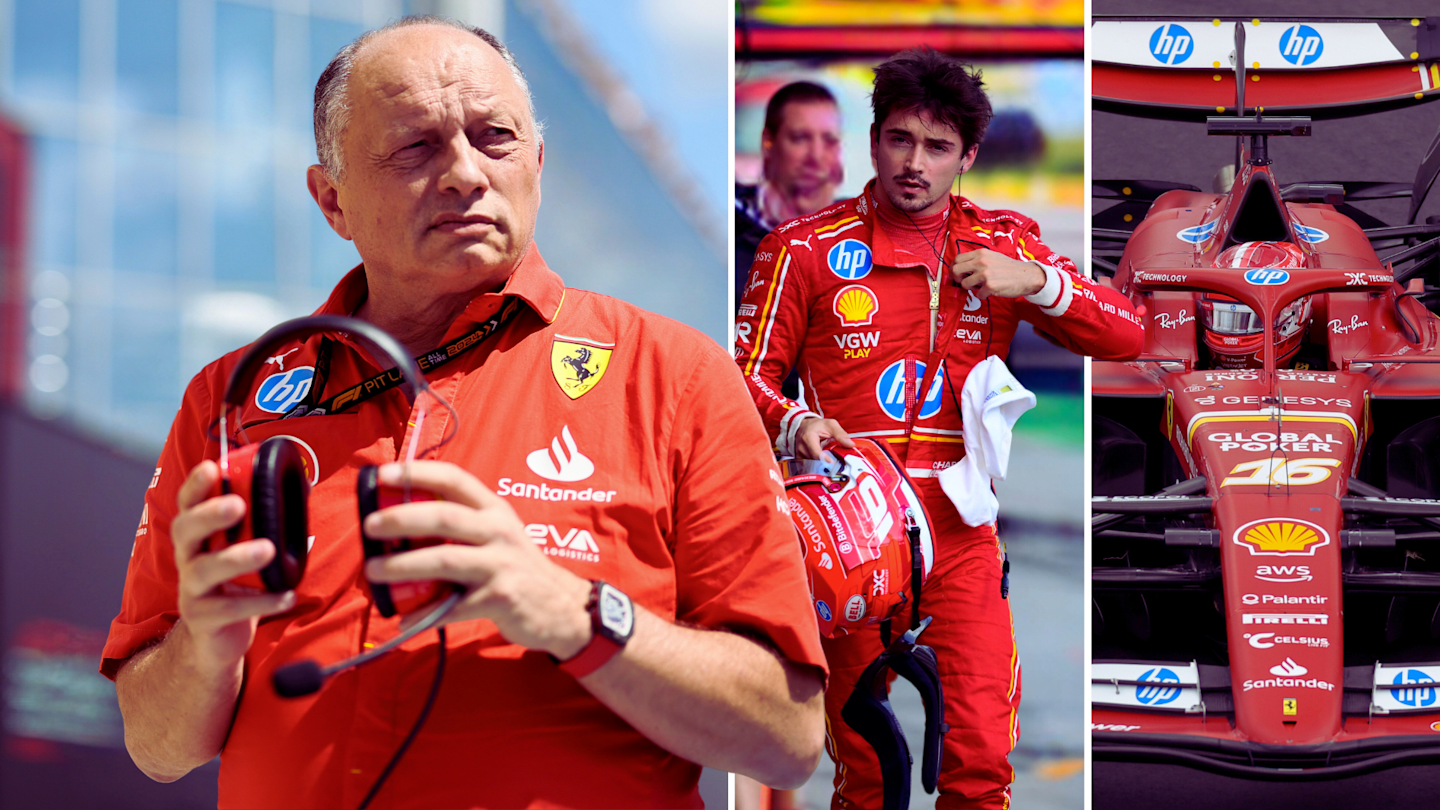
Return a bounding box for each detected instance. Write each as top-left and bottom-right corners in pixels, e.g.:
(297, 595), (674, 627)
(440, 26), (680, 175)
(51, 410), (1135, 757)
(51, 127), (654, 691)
(525, 425), (594, 482)
(1135, 667), (1182, 706)
(1280, 24), (1323, 66)
(255, 367), (315, 413)
(1244, 268), (1290, 285)
(1148, 24), (1193, 65)
(1295, 224), (1330, 243)
(828, 239), (873, 280)
(1393, 669), (1439, 708)
(1176, 219), (1219, 244)
(875, 359), (945, 421)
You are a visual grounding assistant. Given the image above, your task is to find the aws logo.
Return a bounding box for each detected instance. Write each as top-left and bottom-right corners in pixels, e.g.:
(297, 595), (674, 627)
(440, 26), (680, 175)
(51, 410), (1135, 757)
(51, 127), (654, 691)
(1234, 519), (1331, 557)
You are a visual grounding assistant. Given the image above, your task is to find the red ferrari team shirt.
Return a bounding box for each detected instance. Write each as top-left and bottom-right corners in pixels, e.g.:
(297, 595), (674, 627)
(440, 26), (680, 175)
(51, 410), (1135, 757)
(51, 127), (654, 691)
(736, 182), (1145, 477)
(102, 245), (827, 809)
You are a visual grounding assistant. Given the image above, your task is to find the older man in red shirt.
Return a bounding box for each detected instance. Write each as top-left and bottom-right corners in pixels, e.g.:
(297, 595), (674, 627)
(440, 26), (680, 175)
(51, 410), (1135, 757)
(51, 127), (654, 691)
(104, 16), (826, 809)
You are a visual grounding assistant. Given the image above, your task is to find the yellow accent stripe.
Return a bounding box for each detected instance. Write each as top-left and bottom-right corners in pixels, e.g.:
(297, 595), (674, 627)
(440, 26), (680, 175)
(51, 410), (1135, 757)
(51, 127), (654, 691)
(909, 434), (964, 443)
(884, 437), (910, 444)
(743, 246), (788, 376)
(1432, 63), (1439, 87)
(547, 288), (566, 323)
(1016, 235), (1037, 261)
(1187, 414), (1357, 444)
(814, 216), (860, 234)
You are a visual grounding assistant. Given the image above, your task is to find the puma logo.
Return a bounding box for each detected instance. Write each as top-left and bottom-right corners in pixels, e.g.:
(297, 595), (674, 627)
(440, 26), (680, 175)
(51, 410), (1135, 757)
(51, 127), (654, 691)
(265, 347), (301, 371)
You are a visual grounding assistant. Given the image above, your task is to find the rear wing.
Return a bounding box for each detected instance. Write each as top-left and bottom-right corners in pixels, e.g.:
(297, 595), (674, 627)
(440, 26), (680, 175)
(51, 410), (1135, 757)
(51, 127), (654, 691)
(1094, 17), (1440, 120)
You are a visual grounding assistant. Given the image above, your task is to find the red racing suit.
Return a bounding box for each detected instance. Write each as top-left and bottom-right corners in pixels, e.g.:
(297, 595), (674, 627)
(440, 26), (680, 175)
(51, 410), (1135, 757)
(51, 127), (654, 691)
(735, 181), (1143, 809)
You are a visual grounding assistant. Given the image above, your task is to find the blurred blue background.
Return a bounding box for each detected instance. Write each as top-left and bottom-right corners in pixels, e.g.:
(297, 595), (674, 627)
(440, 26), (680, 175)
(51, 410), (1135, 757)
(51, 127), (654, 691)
(3, 0), (727, 455)
(0, 1), (730, 806)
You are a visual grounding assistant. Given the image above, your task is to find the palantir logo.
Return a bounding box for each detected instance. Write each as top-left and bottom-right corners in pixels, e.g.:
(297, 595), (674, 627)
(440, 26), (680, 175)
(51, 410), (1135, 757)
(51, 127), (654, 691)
(525, 425), (595, 482)
(875, 360), (945, 422)
(1393, 669), (1439, 708)
(1135, 667), (1182, 706)
(1280, 24), (1323, 66)
(1148, 24), (1193, 65)
(827, 239), (874, 280)
(255, 367), (315, 414)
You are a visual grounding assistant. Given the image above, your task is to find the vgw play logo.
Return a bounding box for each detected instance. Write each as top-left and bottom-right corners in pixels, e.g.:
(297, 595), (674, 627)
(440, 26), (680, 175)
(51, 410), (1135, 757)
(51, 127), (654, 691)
(1148, 24), (1193, 65)
(1280, 25), (1323, 66)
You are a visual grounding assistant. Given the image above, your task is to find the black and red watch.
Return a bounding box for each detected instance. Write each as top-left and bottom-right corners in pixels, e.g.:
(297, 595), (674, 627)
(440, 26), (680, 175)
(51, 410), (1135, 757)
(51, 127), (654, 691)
(557, 580), (634, 678)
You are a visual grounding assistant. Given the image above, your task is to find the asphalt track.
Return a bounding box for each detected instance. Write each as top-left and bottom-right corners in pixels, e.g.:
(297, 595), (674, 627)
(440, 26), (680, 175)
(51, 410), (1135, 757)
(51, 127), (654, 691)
(1093, 1), (1440, 805)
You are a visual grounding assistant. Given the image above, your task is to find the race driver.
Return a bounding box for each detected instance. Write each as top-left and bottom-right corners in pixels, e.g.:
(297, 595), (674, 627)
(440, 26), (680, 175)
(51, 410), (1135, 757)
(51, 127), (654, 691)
(735, 47), (1144, 809)
(103, 17), (826, 809)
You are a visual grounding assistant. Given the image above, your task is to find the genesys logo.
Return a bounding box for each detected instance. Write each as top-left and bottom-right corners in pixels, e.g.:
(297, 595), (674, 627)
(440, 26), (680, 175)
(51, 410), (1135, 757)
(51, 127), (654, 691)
(525, 523), (600, 564)
(255, 366), (315, 414)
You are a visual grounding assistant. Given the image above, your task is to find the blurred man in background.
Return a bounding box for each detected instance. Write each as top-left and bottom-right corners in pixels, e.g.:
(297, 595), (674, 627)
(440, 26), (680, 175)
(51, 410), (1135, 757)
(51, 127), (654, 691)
(735, 80), (844, 308)
(102, 16), (825, 808)
(736, 48), (1142, 809)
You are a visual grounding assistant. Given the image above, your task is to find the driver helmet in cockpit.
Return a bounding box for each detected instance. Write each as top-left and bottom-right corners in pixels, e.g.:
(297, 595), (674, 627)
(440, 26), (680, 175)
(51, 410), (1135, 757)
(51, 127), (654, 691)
(1199, 240), (1311, 369)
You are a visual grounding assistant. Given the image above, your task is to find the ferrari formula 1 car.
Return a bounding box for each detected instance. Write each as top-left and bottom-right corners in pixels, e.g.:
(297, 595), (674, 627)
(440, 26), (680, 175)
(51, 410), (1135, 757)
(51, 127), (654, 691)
(1089, 16), (1440, 778)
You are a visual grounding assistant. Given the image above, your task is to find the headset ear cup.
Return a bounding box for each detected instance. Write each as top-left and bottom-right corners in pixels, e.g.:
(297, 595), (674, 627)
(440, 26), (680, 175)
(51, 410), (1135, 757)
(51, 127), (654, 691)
(357, 465), (399, 617)
(250, 437), (310, 592)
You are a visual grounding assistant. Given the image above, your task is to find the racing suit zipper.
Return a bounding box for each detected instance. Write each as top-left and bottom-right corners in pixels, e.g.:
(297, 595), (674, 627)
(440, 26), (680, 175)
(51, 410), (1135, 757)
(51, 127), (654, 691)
(928, 272), (940, 352)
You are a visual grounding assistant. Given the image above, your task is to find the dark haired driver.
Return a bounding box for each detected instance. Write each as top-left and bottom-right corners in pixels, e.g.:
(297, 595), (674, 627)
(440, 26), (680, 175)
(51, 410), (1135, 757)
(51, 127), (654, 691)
(735, 47), (1143, 809)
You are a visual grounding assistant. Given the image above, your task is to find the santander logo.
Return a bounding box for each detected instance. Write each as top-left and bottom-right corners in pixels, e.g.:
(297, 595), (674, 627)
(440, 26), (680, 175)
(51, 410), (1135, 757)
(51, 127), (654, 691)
(1270, 657), (1308, 677)
(525, 426), (595, 482)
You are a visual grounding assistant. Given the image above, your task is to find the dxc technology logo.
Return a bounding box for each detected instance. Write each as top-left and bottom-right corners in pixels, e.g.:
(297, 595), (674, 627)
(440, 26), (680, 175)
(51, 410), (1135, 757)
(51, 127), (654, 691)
(1148, 24), (1193, 65)
(1280, 24), (1323, 66)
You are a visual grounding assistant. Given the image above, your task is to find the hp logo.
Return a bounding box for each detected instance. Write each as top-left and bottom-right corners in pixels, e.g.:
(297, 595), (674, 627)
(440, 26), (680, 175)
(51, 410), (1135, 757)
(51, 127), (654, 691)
(827, 239), (873, 280)
(1244, 269), (1290, 286)
(1393, 669), (1438, 708)
(1295, 224), (1330, 243)
(1280, 25), (1323, 66)
(1135, 667), (1182, 706)
(1176, 219), (1219, 244)
(255, 367), (315, 414)
(1148, 24), (1193, 65)
(875, 360), (945, 422)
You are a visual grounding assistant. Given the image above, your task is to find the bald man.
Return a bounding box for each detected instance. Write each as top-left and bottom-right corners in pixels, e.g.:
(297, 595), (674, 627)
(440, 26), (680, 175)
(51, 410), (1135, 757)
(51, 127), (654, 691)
(104, 16), (825, 808)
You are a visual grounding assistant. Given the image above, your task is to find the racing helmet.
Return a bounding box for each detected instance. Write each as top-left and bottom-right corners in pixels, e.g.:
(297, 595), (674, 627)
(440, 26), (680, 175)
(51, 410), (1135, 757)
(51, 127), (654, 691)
(1200, 241), (1311, 369)
(783, 438), (935, 637)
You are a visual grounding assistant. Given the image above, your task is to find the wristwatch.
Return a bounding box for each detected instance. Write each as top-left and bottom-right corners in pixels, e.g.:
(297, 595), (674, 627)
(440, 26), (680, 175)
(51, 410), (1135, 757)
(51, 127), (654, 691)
(556, 580), (634, 678)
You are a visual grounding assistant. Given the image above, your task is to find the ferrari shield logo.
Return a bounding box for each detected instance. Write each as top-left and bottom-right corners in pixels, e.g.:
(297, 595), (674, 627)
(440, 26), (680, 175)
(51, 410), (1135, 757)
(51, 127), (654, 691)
(551, 337), (613, 399)
(1283, 698), (1297, 716)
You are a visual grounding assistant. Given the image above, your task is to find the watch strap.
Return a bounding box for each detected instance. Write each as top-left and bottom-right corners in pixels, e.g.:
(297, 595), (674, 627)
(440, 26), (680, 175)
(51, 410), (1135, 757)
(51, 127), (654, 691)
(556, 580), (629, 678)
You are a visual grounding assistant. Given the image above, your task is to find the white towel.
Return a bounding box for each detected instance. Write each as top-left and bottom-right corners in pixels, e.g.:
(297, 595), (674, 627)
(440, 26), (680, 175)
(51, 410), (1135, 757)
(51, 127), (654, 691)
(938, 356), (1036, 526)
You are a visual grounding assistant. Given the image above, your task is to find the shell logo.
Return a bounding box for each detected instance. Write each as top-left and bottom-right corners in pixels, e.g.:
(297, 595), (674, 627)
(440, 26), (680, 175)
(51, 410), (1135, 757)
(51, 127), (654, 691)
(834, 285), (879, 326)
(1233, 518), (1330, 557)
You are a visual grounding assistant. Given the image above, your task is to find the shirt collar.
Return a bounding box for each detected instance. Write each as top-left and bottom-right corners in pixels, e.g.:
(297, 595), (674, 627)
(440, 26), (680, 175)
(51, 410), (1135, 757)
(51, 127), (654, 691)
(314, 241), (567, 332)
(858, 179), (969, 269)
